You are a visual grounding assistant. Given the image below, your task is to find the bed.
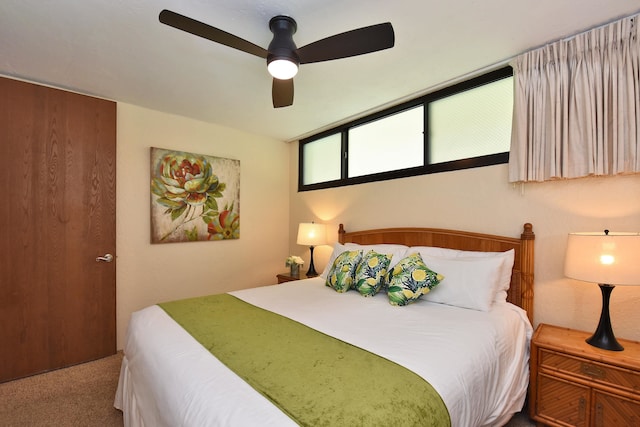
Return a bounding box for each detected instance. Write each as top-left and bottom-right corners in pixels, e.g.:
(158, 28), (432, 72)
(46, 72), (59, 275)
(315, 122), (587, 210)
(115, 223), (535, 427)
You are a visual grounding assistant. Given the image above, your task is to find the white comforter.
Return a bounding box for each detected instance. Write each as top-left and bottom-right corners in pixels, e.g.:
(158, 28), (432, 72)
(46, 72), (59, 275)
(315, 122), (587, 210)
(115, 278), (532, 427)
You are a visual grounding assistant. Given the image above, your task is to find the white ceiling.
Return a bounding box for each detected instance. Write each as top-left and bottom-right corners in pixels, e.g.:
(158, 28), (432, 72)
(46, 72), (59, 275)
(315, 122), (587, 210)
(1, 1), (638, 142)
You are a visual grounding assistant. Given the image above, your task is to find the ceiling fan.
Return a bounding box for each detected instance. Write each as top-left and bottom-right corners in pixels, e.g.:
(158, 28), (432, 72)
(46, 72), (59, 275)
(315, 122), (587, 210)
(159, 10), (395, 108)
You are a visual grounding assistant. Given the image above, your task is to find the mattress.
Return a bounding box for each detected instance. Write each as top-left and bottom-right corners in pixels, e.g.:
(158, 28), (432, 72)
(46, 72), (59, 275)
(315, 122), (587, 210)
(115, 277), (532, 426)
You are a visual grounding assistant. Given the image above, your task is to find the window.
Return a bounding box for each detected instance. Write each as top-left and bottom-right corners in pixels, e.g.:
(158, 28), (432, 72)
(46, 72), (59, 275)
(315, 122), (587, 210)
(349, 106), (424, 178)
(429, 76), (513, 163)
(299, 67), (513, 191)
(301, 133), (341, 185)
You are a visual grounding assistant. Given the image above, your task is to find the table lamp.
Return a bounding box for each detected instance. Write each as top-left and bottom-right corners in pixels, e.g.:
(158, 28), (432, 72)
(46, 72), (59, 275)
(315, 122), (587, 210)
(564, 230), (640, 351)
(297, 222), (327, 277)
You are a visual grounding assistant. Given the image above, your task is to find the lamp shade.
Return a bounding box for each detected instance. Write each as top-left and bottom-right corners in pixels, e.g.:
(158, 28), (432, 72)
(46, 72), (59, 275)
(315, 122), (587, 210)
(564, 232), (640, 285)
(297, 223), (327, 247)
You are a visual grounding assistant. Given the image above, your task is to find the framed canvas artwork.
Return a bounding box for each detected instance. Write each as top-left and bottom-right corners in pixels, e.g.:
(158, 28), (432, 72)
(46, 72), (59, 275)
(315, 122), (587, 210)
(150, 147), (240, 243)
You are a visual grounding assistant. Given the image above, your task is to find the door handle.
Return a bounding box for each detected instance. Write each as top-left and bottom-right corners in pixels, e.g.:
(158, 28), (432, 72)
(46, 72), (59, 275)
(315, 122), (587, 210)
(96, 254), (114, 263)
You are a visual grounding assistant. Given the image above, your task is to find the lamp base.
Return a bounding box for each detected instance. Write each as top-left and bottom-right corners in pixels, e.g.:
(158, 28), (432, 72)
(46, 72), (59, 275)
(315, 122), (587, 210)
(586, 284), (623, 351)
(305, 245), (318, 277)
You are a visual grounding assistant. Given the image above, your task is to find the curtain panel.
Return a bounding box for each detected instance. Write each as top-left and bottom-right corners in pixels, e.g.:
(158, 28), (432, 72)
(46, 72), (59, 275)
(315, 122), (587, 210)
(509, 14), (640, 183)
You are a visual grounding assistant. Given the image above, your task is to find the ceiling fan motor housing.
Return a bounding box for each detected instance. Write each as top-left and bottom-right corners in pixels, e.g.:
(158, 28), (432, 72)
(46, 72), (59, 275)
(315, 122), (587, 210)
(267, 16), (299, 67)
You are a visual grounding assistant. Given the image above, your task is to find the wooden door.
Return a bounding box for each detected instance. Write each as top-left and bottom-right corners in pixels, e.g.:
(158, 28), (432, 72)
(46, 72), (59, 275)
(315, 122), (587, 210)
(0, 77), (116, 382)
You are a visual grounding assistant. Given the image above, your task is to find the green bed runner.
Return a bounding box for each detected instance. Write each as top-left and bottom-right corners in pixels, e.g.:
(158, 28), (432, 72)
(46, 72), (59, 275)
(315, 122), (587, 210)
(159, 294), (450, 427)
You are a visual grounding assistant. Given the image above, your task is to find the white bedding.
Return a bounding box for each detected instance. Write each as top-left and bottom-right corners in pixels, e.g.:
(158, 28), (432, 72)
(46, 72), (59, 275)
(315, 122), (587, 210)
(115, 277), (532, 427)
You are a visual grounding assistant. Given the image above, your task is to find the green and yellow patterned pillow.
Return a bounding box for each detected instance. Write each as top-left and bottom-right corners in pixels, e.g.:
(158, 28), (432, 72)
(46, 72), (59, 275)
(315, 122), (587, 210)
(326, 250), (363, 293)
(354, 250), (392, 297)
(386, 253), (444, 306)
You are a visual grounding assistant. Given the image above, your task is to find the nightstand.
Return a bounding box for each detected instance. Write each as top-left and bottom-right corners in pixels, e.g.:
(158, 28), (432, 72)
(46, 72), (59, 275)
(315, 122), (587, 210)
(529, 323), (640, 426)
(276, 272), (302, 284)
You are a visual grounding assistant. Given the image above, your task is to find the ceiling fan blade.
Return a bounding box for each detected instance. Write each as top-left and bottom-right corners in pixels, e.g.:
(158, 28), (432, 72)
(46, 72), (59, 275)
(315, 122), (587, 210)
(272, 78), (294, 108)
(297, 23), (394, 64)
(159, 10), (268, 59)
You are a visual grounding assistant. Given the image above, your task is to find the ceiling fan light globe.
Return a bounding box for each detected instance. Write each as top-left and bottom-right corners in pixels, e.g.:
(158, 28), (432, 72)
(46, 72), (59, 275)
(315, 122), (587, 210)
(268, 59), (298, 80)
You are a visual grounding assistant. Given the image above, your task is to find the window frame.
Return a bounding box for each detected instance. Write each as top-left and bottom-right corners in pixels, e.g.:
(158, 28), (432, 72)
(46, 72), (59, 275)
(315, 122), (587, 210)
(298, 66), (512, 192)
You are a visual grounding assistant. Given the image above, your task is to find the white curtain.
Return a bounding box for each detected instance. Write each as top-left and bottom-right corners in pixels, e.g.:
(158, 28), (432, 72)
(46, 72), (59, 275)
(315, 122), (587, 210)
(509, 14), (640, 182)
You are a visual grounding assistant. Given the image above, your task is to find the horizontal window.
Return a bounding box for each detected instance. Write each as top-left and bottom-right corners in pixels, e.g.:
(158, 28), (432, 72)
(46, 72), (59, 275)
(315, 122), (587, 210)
(349, 105), (424, 178)
(299, 67), (513, 191)
(302, 133), (341, 185)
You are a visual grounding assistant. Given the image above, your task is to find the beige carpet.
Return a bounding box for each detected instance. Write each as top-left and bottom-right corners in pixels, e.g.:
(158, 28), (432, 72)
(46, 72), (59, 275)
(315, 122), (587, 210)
(0, 353), (124, 427)
(0, 351), (534, 426)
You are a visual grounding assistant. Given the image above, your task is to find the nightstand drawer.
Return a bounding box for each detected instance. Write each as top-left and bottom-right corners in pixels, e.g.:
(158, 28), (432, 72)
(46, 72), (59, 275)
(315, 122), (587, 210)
(593, 389), (640, 426)
(276, 273), (302, 284)
(537, 373), (590, 427)
(540, 348), (640, 395)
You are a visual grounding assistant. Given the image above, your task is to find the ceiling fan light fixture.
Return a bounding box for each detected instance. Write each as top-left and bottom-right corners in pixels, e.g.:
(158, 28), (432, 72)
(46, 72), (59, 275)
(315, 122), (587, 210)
(267, 57), (299, 80)
(159, 10), (395, 108)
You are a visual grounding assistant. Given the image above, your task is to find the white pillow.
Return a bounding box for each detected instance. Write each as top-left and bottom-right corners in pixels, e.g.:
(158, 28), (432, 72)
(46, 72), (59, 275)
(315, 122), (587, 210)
(320, 242), (347, 279)
(421, 255), (505, 311)
(413, 247), (514, 303)
(344, 243), (409, 268)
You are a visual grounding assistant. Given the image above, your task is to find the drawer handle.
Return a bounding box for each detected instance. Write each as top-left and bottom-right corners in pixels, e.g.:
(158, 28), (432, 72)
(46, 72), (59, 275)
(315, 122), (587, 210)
(581, 363), (606, 379)
(595, 403), (604, 427)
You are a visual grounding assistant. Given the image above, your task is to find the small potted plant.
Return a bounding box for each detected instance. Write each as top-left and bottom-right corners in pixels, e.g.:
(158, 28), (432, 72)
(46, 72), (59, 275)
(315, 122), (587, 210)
(285, 255), (304, 277)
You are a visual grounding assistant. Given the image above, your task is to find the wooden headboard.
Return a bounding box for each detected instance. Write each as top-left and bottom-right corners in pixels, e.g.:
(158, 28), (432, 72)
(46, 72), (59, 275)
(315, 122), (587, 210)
(338, 223), (535, 324)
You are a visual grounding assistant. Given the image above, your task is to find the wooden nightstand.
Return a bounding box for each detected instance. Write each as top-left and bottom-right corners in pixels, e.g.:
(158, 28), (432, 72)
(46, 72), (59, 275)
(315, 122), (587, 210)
(529, 323), (640, 426)
(276, 272), (302, 283)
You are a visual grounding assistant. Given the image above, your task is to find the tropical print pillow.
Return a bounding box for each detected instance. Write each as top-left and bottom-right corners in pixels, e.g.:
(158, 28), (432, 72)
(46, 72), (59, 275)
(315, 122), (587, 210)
(354, 250), (392, 297)
(326, 250), (363, 293)
(386, 253), (444, 306)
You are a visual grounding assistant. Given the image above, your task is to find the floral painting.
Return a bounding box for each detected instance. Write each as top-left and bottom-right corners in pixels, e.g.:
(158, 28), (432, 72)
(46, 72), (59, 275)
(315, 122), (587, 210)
(150, 147), (240, 243)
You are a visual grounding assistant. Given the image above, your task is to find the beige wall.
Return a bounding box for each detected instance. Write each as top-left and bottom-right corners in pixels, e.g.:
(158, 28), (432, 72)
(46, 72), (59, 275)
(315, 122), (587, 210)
(116, 103), (290, 348)
(288, 142), (640, 342)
